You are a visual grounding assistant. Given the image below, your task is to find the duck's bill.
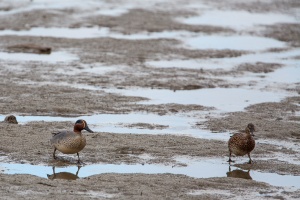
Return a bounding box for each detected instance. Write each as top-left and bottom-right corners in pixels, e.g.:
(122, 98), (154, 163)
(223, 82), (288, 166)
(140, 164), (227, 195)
(84, 126), (94, 133)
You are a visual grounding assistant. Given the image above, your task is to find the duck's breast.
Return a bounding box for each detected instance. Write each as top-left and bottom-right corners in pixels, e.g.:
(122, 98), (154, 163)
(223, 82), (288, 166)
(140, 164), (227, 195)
(51, 131), (86, 154)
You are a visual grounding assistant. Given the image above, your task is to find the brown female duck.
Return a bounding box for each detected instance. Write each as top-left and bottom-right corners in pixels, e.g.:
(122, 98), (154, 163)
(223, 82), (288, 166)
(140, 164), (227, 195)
(228, 123), (256, 164)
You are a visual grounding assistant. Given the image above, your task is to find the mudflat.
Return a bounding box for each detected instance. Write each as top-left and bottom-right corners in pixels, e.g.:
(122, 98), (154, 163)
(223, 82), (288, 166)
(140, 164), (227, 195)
(0, 0), (299, 199)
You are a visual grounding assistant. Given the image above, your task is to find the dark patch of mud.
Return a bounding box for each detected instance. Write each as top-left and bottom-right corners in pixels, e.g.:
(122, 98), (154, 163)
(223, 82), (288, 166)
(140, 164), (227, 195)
(235, 62), (283, 73)
(88, 9), (234, 34)
(0, 173), (278, 200)
(0, 0), (299, 199)
(264, 23), (300, 47)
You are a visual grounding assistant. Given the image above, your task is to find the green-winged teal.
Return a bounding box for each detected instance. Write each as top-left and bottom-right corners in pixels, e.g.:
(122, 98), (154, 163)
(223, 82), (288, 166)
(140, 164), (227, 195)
(228, 123), (256, 164)
(3, 115), (18, 124)
(50, 119), (94, 163)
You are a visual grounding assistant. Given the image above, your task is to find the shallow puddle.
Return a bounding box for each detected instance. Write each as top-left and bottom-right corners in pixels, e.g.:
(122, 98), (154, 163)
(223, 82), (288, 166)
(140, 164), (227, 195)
(265, 65), (300, 83)
(185, 35), (286, 51)
(147, 48), (300, 70)
(0, 158), (299, 189)
(0, 51), (79, 63)
(104, 88), (291, 112)
(0, 113), (229, 140)
(0, 27), (195, 40)
(178, 10), (297, 31)
(0, 0), (128, 16)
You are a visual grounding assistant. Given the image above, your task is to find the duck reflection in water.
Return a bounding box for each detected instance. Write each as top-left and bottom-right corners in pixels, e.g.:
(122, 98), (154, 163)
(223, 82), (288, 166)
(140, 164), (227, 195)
(226, 166), (252, 180)
(47, 166), (81, 180)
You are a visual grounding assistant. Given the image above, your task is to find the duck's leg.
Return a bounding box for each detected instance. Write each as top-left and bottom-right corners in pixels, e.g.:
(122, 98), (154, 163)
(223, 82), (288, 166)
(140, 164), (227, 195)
(53, 148), (57, 159)
(247, 153), (253, 164)
(52, 166), (56, 179)
(227, 151), (234, 163)
(77, 153), (81, 163)
(76, 166), (81, 176)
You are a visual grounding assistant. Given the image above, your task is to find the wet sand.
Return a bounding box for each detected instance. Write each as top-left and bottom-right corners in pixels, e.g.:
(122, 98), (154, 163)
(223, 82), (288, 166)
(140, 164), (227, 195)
(0, 0), (300, 199)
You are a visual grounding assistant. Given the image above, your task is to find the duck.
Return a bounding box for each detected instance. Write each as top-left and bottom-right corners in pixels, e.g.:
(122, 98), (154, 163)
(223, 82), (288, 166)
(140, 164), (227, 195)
(50, 119), (94, 163)
(3, 115), (18, 124)
(228, 123), (256, 164)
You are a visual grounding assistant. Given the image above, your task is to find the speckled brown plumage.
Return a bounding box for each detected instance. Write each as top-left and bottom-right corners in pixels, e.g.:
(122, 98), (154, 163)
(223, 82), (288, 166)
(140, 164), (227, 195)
(50, 119), (94, 163)
(3, 115), (18, 124)
(228, 123), (256, 164)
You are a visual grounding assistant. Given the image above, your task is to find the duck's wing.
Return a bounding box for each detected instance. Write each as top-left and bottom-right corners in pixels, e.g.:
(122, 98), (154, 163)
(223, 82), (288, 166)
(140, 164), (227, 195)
(50, 131), (69, 144)
(50, 131), (76, 143)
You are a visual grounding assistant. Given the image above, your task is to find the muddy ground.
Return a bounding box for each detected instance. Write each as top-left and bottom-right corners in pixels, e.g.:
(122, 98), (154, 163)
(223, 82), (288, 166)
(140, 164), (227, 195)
(0, 0), (300, 199)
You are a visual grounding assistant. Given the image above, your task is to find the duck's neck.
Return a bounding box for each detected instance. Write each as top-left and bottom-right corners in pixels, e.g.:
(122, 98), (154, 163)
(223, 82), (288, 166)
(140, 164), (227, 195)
(74, 128), (82, 134)
(245, 128), (252, 137)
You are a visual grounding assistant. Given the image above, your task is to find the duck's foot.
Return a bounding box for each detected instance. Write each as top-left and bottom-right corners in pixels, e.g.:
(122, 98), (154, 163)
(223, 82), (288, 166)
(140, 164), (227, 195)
(248, 159), (254, 164)
(77, 160), (85, 166)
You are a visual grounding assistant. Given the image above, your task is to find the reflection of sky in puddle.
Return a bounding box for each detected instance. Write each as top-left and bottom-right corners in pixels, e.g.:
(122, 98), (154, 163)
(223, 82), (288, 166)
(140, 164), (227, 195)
(265, 66), (300, 83)
(147, 49), (300, 70)
(0, 51), (79, 63)
(178, 10), (297, 30)
(0, 27), (195, 40)
(0, 0), (129, 16)
(0, 158), (299, 189)
(0, 29), (286, 53)
(185, 35), (286, 51)
(0, 114), (228, 140)
(104, 88), (290, 112)
(146, 48), (300, 85)
(0, 27), (110, 39)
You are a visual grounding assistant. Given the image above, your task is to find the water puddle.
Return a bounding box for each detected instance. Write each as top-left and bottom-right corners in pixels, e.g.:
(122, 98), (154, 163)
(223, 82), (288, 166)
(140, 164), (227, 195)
(178, 10), (297, 31)
(185, 35), (286, 51)
(0, 113), (228, 140)
(265, 65), (300, 83)
(104, 88), (291, 112)
(0, 51), (79, 63)
(0, 0), (128, 16)
(147, 48), (300, 70)
(0, 27), (195, 40)
(0, 27), (111, 39)
(0, 158), (299, 189)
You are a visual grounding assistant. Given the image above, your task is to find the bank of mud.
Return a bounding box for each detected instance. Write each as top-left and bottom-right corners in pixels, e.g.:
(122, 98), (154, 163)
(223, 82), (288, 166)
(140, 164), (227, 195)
(0, 0), (299, 199)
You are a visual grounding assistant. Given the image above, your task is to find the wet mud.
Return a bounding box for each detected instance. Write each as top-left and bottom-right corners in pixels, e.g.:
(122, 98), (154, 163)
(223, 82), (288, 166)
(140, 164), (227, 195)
(0, 0), (299, 199)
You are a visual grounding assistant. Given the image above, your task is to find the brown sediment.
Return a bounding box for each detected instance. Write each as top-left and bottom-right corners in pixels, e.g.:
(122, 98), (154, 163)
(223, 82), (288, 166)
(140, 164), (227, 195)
(0, 0), (299, 199)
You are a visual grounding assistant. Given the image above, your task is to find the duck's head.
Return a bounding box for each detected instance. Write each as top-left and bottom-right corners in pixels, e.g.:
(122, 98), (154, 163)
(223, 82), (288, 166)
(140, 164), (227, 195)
(246, 123), (255, 136)
(74, 119), (94, 133)
(4, 115), (18, 124)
